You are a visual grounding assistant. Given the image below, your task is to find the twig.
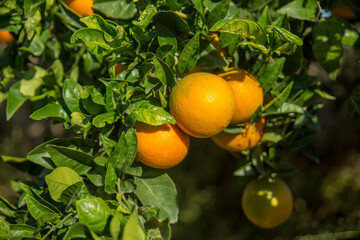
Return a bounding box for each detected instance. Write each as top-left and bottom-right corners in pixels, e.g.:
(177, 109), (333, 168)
(316, 1), (322, 22)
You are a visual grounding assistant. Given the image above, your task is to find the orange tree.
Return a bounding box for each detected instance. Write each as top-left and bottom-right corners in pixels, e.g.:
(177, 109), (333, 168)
(0, 0), (359, 239)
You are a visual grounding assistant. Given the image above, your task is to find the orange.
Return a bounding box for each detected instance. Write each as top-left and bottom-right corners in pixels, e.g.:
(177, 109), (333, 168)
(0, 30), (14, 43)
(114, 63), (127, 75)
(242, 177), (293, 229)
(331, 4), (358, 20)
(135, 123), (190, 169)
(65, 0), (94, 17)
(169, 72), (236, 138)
(211, 118), (265, 152)
(218, 68), (263, 123)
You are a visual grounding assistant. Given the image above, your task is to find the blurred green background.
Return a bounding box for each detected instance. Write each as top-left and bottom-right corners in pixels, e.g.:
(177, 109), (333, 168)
(1, 26), (360, 240)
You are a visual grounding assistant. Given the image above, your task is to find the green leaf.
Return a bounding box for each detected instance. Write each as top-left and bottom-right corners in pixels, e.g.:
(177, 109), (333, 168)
(85, 86), (105, 105)
(178, 33), (200, 75)
(267, 25), (303, 46)
(264, 102), (304, 117)
(81, 93), (104, 115)
(107, 128), (137, 172)
(256, 57), (285, 93)
(237, 41), (270, 54)
(223, 124), (245, 134)
(278, 102), (305, 115)
(277, 0), (317, 22)
(6, 81), (28, 120)
(155, 44), (174, 60)
(20, 183), (59, 224)
(314, 89), (336, 100)
(131, 26), (150, 43)
(210, 18), (267, 45)
(63, 223), (98, 240)
(153, 56), (175, 87)
(258, 5), (272, 27)
(44, 59), (64, 87)
(312, 17), (343, 80)
(60, 181), (84, 208)
(20, 34), (45, 56)
(80, 14), (120, 41)
(0, 217), (10, 238)
(198, 42), (227, 68)
(10, 224), (38, 240)
(163, 0), (182, 11)
(104, 162), (117, 194)
(19, 66), (46, 97)
(0, 196), (17, 218)
(263, 81), (294, 110)
(261, 132), (282, 143)
(94, 156), (108, 167)
(76, 197), (113, 233)
(24, 0), (44, 18)
(0, 93), (7, 105)
(157, 23), (178, 66)
(24, 9), (41, 41)
(154, 11), (190, 36)
(105, 81), (120, 112)
(93, 112), (119, 128)
(70, 112), (92, 135)
(273, 42), (298, 56)
(100, 136), (117, 156)
(192, 0), (204, 16)
(27, 138), (91, 169)
(276, 14), (290, 30)
(206, 0), (230, 27)
(63, 79), (83, 113)
(71, 29), (113, 55)
(46, 145), (93, 175)
(93, 0), (138, 20)
(122, 212), (145, 240)
(45, 167), (83, 202)
(133, 5), (157, 29)
(110, 211), (124, 240)
(30, 103), (70, 121)
(123, 166), (142, 177)
(134, 174), (178, 223)
(341, 20), (360, 47)
(125, 100), (176, 126)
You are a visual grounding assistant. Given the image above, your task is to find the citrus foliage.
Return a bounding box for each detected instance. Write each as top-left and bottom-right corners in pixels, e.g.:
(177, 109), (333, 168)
(0, 0), (359, 239)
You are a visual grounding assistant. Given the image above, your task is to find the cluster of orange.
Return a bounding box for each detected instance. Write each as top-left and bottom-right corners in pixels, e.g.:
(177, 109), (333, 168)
(137, 69), (264, 169)
(135, 69), (294, 228)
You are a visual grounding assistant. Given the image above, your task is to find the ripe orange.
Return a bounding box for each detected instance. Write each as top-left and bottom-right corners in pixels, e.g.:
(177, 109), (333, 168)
(218, 68), (263, 123)
(211, 118), (265, 152)
(331, 4), (358, 20)
(135, 123), (190, 169)
(169, 72), (236, 138)
(65, 0), (94, 17)
(0, 30), (14, 43)
(114, 63), (127, 75)
(242, 177), (293, 228)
